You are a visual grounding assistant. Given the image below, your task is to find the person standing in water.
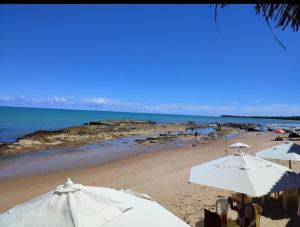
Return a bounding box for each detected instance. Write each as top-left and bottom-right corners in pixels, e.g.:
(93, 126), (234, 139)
(194, 131), (198, 144)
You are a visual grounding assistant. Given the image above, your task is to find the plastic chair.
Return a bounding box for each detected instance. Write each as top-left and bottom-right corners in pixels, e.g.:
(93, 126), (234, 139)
(226, 219), (239, 227)
(252, 204), (262, 227)
(204, 209), (222, 227)
(215, 198), (229, 216)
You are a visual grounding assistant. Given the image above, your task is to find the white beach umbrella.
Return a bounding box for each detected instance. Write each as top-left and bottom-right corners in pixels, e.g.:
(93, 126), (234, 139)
(189, 151), (300, 226)
(229, 143), (251, 149)
(256, 142), (300, 169)
(256, 142), (300, 216)
(0, 178), (189, 227)
(189, 152), (300, 197)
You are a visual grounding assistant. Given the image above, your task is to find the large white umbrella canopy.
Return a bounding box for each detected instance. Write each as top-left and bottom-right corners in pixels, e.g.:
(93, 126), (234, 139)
(189, 152), (300, 197)
(256, 142), (300, 161)
(0, 178), (189, 227)
(229, 143), (251, 149)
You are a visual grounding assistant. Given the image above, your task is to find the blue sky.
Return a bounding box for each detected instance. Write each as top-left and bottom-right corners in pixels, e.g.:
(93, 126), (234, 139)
(1, 4), (299, 116)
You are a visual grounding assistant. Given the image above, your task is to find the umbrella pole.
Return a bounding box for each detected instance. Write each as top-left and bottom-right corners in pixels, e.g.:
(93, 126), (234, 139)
(225, 135), (228, 156)
(297, 190), (300, 216)
(242, 193), (245, 227)
(289, 160), (292, 169)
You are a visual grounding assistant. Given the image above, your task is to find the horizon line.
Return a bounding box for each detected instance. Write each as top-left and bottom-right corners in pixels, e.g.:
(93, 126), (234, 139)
(0, 105), (220, 118)
(1, 105), (300, 120)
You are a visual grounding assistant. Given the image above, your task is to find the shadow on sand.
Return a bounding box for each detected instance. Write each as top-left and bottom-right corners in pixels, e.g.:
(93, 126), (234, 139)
(253, 196), (300, 227)
(194, 196), (300, 227)
(195, 219), (204, 227)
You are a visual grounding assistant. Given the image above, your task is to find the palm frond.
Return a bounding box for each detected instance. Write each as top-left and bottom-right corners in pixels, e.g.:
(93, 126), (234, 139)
(255, 4), (299, 31)
(214, 4), (300, 31)
(214, 4), (300, 49)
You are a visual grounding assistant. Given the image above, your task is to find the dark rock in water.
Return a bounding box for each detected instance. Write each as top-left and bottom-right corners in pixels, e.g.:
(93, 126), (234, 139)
(134, 139), (146, 144)
(222, 123), (257, 130)
(275, 136), (284, 141)
(208, 132), (215, 137)
(86, 120), (156, 126)
(177, 131), (185, 136)
(145, 137), (157, 142)
(188, 121), (196, 125)
(88, 121), (114, 126)
(134, 133), (178, 144)
(247, 127), (260, 132)
(289, 132), (300, 138)
(146, 121), (156, 125)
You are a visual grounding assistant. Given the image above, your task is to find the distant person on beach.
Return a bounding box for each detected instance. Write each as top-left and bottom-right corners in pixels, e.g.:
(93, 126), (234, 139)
(194, 131), (198, 144)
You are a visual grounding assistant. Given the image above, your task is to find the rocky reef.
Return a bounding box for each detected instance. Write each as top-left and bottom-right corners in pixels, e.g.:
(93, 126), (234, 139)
(0, 120), (252, 157)
(134, 133), (179, 144)
(0, 120), (193, 157)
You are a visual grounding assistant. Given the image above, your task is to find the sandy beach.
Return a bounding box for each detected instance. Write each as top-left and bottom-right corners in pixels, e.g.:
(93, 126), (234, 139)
(1, 131), (299, 226)
(1, 3), (300, 227)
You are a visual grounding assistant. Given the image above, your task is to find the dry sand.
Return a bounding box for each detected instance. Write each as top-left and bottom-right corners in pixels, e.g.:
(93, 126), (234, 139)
(0, 132), (299, 226)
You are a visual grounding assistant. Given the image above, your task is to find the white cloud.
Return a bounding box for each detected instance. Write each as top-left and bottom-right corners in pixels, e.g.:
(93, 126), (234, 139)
(0, 95), (299, 116)
(86, 97), (111, 106)
(0, 95), (13, 101)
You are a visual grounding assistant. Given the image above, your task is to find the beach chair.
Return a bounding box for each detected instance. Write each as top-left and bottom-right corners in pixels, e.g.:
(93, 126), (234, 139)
(226, 219), (239, 227)
(282, 189), (299, 211)
(204, 209), (222, 227)
(251, 204), (262, 227)
(215, 198), (229, 216)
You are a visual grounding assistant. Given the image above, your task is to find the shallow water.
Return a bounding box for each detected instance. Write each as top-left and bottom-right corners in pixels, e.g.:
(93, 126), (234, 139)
(0, 135), (194, 179)
(0, 129), (244, 179)
(186, 127), (215, 135)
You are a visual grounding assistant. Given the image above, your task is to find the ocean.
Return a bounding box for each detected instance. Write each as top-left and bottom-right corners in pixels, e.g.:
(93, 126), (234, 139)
(1, 106), (300, 143)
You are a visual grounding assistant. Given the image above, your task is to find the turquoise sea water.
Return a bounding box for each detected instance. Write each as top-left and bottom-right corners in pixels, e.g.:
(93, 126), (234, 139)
(1, 106), (300, 143)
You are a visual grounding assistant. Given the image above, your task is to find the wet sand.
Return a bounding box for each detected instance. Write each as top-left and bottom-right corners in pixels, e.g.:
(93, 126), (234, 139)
(0, 132), (299, 226)
(0, 135), (196, 179)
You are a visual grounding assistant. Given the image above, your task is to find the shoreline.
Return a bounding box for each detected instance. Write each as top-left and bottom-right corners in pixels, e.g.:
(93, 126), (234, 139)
(1, 131), (298, 226)
(0, 134), (199, 179)
(0, 127), (242, 179)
